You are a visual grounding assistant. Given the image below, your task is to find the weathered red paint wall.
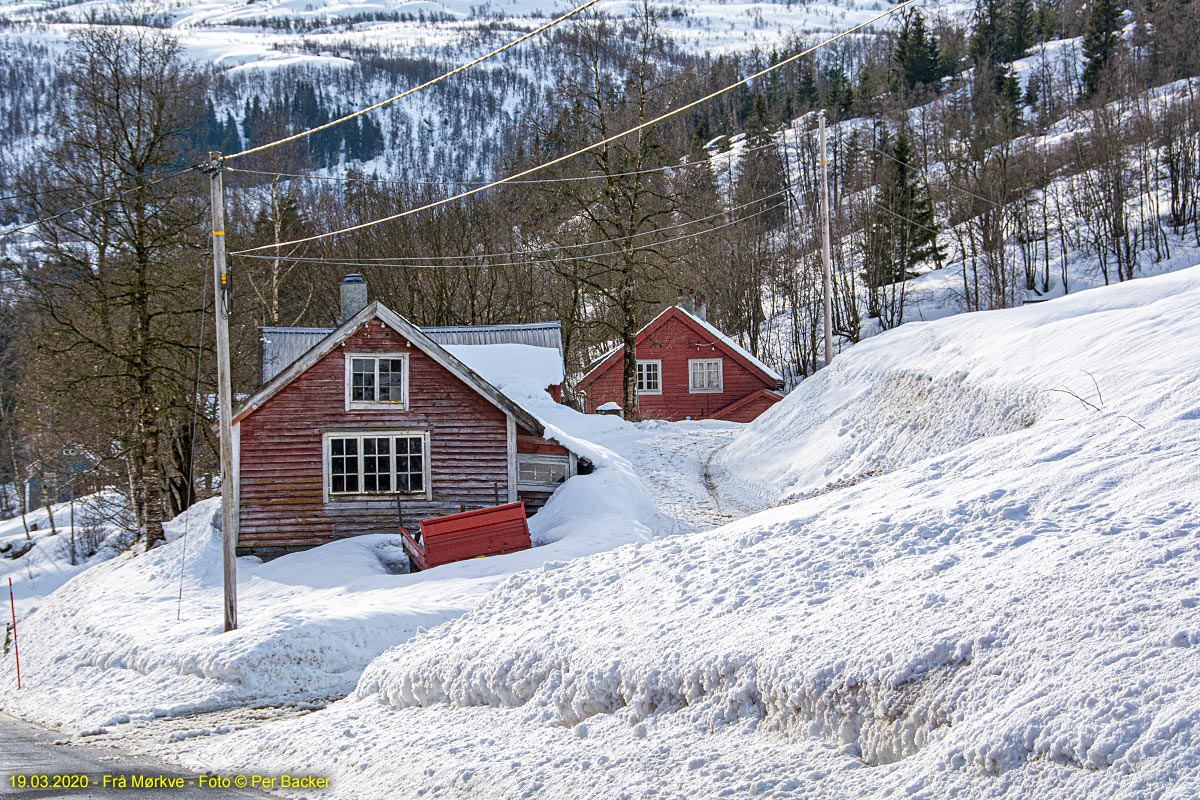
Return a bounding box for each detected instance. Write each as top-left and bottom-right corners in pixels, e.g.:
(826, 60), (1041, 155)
(713, 390), (782, 423)
(579, 312), (778, 422)
(238, 320), (517, 553)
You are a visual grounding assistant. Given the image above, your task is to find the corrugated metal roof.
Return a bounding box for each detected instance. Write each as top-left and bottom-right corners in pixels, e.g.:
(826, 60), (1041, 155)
(260, 321), (564, 384)
(261, 328), (333, 383)
(422, 322), (563, 352)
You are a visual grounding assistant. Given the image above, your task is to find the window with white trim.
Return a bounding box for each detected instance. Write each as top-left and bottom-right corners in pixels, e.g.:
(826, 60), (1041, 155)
(517, 454), (570, 488)
(636, 360), (662, 394)
(346, 354), (408, 408)
(326, 432), (428, 497)
(688, 358), (724, 393)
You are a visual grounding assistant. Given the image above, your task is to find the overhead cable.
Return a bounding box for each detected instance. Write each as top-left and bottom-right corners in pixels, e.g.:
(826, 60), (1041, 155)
(230, 0), (920, 256)
(223, 0), (602, 163)
(224, 137), (779, 187)
(0, 167), (198, 242)
(235, 187), (790, 263)
(236, 198), (789, 270)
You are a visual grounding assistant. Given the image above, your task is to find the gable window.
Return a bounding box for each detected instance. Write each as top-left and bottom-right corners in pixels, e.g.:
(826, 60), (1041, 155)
(517, 454), (570, 489)
(689, 358), (723, 393)
(636, 360), (662, 394)
(325, 431), (429, 499)
(347, 354), (408, 409)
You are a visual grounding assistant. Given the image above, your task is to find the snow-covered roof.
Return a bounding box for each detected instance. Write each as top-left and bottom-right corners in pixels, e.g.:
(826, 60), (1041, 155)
(238, 302), (550, 439)
(581, 305), (784, 385)
(262, 321), (564, 384)
(672, 305), (784, 383)
(444, 343), (565, 395)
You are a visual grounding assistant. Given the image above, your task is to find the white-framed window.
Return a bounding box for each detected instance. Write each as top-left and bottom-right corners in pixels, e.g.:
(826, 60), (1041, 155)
(345, 353), (409, 410)
(517, 454), (570, 489)
(688, 358), (724, 393)
(324, 431), (430, 499)
(636, 359), (662, 394)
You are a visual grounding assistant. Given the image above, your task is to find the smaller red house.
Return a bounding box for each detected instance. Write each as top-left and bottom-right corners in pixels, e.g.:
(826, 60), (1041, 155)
(576, 304), (785, 423)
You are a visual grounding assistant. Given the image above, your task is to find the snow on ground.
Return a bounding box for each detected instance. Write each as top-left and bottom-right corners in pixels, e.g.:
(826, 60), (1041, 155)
(0, 369), (762, 733)
(172, 266), (1200, 798)
(0, 491), (133, 611)
(0, 0), (972, 58)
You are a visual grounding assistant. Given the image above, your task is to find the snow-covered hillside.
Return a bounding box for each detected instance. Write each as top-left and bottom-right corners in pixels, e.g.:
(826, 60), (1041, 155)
(167, 265), (1200, 799)
(0, 0), (967, 58)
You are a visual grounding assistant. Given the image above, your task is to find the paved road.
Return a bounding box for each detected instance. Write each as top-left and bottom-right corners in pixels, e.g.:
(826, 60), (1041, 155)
(0, 713), (274, 799)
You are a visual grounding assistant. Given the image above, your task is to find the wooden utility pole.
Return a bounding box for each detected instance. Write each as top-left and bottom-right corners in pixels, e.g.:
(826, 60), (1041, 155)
(205, 152), (238, 632)
(819, 113), (834, 367)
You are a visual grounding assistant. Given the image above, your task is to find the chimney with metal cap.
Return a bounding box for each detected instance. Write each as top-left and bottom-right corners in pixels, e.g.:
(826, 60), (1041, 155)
(340, 274), (367, 323)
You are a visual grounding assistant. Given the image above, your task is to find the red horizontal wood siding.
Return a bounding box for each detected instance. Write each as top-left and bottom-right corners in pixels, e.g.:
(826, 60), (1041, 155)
(579, 312), (777, 422)
(238, 320), (517, 550)
(713, 389), (783, 423)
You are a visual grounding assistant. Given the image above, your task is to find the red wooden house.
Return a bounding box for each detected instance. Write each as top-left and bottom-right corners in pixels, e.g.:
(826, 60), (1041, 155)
(576, 303), (784, 423)
(232, 294), (585, 559)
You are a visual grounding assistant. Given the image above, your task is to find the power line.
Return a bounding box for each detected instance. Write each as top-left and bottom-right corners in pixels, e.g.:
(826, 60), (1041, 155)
(873, 201), (939, 235)
(231, 0), (919, 256)
(235, 198), (789, 270)
(0, 175), (157, 204)
(224, 0), (601, 163)
(224, 137), (779, 187)
(236, 187), (790, 263)
(0, 167), (198, 242)
(866, 144), (1003, 209)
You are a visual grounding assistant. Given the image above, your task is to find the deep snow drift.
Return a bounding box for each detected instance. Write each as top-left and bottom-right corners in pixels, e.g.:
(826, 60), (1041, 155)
(0, 392), (662, 730)
(183, 267), (1200, 799)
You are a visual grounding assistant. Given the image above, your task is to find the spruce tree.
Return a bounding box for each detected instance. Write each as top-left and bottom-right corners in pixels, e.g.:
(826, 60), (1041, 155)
(1081, 0), (1122, 97)
(969, 0), (1006, 68)
(866, 128), (941, 292)
(1006, 0), (1035, 60)
(892, 9), (944, 93)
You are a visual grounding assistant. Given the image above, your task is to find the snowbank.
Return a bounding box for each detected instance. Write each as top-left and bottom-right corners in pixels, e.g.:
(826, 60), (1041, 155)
(0, 400), (658, 731)
(0, 491), (133, 611)
(189, 267), (1200, 799)
(724, 260), (1200, 506)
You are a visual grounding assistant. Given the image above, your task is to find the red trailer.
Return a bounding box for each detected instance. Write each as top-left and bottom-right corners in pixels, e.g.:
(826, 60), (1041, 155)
(400, 501), (531, 571)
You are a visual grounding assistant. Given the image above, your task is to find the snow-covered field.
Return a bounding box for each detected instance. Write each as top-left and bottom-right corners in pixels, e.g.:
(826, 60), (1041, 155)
(0, 491), (134, 610)
(150, 265), (1199, 798)
(3, 264), (1198, 797)
(0, 376), (751, 731)
(0, 0), (971, 61)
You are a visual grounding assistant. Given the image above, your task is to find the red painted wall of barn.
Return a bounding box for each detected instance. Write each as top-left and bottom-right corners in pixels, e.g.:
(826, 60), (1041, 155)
(238, 319), (549, 555)
(578, 311), (779, 422)
(713, 390), (783, 423)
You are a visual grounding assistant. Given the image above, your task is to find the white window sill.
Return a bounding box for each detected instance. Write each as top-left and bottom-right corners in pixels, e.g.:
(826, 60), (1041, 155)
(517, 482), (566, 492)
(347, 401), (409, 411)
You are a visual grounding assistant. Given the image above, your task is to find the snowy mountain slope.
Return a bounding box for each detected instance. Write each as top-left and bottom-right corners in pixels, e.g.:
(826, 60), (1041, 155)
(178, 266), (1200, 798)
(0, 0), (969, 57)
